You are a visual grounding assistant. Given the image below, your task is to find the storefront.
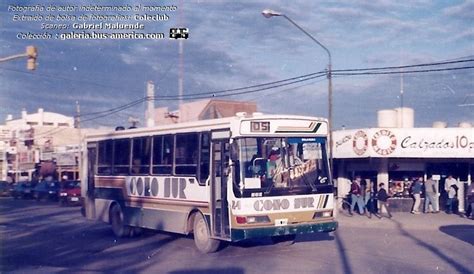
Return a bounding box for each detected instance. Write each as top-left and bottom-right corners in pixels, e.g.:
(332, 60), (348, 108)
(333, 127), (473, 212)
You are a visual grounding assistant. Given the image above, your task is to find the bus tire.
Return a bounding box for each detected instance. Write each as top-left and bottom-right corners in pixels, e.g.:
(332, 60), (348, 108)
(193, 213), (220, 253)
(110, 204), (130, 238)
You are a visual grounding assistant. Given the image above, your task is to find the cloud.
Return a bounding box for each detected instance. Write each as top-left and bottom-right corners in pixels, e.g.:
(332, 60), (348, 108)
(443, 0), (474, 20)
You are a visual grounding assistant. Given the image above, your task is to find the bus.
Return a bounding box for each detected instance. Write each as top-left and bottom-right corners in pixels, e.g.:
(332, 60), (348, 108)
(81, 113), (337, 253)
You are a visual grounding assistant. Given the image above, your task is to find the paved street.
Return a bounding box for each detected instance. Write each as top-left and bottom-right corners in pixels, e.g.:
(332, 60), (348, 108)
(1, 197), (473, 274)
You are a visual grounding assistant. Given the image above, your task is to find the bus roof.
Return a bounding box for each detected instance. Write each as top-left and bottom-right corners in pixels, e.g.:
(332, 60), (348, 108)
(85, 113), (328, 141)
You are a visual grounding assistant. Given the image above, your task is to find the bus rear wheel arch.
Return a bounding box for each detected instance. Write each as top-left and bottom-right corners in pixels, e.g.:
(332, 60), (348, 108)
(193, 212), (220, 253)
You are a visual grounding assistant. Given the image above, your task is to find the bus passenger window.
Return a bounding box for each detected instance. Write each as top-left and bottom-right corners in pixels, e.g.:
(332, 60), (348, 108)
(97, 140), (113, 175)
(113, 138), (131, 175)
(132, 137), (151, 174)
(152, 135), (173, 175)
(175, 133), (198, 175)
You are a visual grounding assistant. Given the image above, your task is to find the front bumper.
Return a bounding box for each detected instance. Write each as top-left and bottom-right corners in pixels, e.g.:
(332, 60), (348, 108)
(231, 220), (338, 241)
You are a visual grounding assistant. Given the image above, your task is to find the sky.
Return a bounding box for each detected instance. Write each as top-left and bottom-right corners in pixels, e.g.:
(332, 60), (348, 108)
(0, 0), (473, 129)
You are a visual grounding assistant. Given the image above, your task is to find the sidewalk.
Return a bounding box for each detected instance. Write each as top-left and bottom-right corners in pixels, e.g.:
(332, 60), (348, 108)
(336, 211), (473, 230)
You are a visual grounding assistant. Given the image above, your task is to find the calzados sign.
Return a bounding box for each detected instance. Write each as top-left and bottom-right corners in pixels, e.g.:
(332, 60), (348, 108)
(401, 135), (474, 151)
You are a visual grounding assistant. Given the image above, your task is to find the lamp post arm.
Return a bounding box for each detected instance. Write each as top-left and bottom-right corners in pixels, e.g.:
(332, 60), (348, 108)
(281, 14), (334, 168)
(0, 53), (28, 63)
(281, 15), (331, 64)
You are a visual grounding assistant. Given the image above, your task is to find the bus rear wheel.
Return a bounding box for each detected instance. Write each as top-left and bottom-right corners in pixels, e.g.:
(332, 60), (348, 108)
(110, 204), (130, 238)
(193, 213), (220, 253)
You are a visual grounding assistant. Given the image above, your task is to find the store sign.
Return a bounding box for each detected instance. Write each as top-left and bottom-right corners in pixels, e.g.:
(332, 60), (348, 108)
(55, 152), (76, 166)
(333, 128), (474, 158)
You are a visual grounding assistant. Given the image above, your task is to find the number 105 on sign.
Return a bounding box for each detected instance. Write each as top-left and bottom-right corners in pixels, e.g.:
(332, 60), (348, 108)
(251, 121), (270, 132)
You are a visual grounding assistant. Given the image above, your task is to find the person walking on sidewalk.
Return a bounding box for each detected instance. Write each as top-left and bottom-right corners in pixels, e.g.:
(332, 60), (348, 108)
(424, 175), (439, 213)
(362, 179), (374, 218)
(465, 183), (474, 219)
(376, 183), (392, 219)
(411, 177), (423, 214)
(350, 176), (364, 215)
(446, 184), (458, 214)
(445, 175), (457, 192)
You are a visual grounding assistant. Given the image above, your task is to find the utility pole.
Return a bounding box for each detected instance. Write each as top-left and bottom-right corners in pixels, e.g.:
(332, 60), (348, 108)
(75, 101), (81, 181)
(75, 101), (81, 129)
(146, 81), (155, 127)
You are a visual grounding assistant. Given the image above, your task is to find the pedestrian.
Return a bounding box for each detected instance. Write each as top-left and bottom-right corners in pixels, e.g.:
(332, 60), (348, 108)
(411, 177), (423, 214)
(446, 184), (458, 214)
(376, 183), (392, 219)
(444, 175), (457, 193)
(361, 179), (373, 218)
(465, 183), (474, 219)
(350, 176), (364, 215)
(424, 175), (439, 213)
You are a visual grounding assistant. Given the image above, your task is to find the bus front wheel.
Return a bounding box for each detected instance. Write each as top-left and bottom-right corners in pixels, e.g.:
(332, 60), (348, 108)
(193, 213), (220, 253)
(110, 204), (130, 238)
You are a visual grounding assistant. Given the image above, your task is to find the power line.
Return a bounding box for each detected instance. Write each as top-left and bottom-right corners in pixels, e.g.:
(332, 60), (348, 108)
(333, 59), (474, 73)
(4, 57), (473, 124)
(78, 65), (474, 122)
(333, 66), (474, 76)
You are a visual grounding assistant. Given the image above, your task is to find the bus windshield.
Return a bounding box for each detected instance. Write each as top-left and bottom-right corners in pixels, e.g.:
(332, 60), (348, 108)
(235, 137), (330, 197)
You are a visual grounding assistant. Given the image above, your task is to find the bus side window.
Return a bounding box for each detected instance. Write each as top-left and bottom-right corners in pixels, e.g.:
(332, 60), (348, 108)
(113, 138), (131, 175)
(175, 133), (198, 175)
(152, 135), (173, 175)
(97, 140), (112, 175)
(199, 132), (210, 185)
(132, 137), (151, 174)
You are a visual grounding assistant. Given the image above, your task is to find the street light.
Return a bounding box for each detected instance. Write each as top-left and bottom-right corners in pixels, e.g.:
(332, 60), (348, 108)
(261, 9), (334, 170)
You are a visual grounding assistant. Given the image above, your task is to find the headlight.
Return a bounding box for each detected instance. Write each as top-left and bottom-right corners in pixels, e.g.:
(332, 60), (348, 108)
(313, 211), (333, 219)
(60, 193), (67, 196)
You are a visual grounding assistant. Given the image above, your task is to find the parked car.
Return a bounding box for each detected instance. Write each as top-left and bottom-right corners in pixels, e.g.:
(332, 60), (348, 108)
(33, 181), (60, 201)
(11, 181), (37, 199)
(0, 181), (12, 196)
(59, 180), (81, 206)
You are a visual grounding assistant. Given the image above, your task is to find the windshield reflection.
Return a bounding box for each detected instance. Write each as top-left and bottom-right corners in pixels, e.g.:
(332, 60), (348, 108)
(235, 137), (330, 197)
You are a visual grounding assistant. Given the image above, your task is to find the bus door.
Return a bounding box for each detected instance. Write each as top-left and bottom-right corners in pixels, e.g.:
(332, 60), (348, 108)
(84, 143), (97, 219)
(210, 131), (230, 239)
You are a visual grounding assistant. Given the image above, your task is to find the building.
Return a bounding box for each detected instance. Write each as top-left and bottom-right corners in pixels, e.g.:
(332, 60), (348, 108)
(333, 107), (473, 212)
(1, 108), (107, 182)
(155, 99), (258, 125)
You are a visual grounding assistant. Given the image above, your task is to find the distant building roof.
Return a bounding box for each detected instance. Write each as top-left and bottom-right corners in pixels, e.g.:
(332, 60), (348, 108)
(155, 99), (257, 124)
(5, 108), (74, 128)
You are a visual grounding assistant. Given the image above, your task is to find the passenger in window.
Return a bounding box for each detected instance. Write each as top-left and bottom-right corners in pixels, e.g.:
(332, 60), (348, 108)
(267, 147), (286, 187)
(132, 159), (141, 174)
(267, 147), (281, 176)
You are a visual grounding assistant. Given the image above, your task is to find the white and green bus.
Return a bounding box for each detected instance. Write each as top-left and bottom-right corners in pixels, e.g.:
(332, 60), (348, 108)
(81, 113), (337, 253)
